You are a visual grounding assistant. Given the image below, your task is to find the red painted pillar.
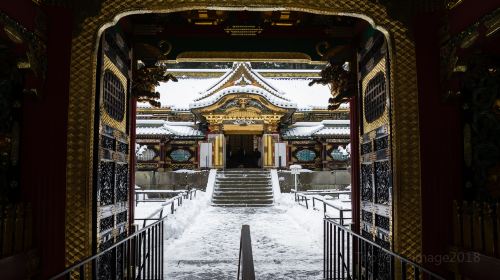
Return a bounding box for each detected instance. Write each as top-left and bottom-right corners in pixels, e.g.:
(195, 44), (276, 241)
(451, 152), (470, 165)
(414, 12), (461, 276)
(14, 4), (73, 278)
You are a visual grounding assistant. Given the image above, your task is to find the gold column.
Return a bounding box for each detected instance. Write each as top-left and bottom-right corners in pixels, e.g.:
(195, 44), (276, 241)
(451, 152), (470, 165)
(268, 135), (273, 167)
(219, 134), (224, 167)
(213, 135), (219, 167)
(263, 135), (267, 166)
(263, 134), (274, 167)
(213, 134), (224, 168)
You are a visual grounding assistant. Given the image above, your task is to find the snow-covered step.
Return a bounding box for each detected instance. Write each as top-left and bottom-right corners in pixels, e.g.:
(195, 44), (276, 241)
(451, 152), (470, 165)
(213, 195), (274, 200)
(216, 180), (270, 184)
(216, 176), (270, 180)
(216, 184), (271, 188)
(213, 191), (273, 195)
(216, 178), (270, 181)
(212, 170), (273, 207)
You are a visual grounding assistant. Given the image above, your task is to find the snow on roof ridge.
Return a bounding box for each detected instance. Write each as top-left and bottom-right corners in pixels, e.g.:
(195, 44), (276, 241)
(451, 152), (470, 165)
(164, 121), (196, 126)
(194, 63), (240, 100)
(163, 122), (204, 137)
(254, 69), (322, 73)
(169, 106), (190, 111)
(137, 119), (165, 125)
(136, 126), (173, 136)
(137, 119), (204, 137)
(282, 120), (350, 138)
(321, 120), (350, 125)
(194, 62), (289, 102)
(189, 85), (296, 109)
(168, 69), (228, 72)
(242, 63), (285, 97)
(290, 122), (322, 126)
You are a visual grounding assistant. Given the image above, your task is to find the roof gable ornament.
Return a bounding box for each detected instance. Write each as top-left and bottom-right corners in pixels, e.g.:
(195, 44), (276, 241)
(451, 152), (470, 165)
(234, 74), (252, 86)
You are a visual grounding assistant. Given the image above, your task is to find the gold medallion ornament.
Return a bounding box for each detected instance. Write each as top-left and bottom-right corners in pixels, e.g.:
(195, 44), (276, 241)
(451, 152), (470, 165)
(64, 0), (422, 270)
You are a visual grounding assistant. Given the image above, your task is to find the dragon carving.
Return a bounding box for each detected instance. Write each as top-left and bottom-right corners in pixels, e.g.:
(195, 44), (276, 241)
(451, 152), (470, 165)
(309, 59), (354, 110)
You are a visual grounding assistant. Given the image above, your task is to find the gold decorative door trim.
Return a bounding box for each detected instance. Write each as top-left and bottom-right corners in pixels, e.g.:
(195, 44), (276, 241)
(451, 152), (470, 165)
(65, 0), (422, 266)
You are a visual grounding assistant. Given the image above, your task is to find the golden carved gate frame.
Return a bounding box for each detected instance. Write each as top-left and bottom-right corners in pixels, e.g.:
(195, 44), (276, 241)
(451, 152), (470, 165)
(65, 0), (422, 267)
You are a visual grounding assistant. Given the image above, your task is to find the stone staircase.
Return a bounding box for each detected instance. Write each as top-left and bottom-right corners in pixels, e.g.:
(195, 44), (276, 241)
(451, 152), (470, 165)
(212, 170), (273, 207)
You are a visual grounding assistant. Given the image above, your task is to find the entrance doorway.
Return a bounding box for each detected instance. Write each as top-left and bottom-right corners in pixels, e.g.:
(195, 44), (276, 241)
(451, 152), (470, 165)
(226, 135), (261, 168)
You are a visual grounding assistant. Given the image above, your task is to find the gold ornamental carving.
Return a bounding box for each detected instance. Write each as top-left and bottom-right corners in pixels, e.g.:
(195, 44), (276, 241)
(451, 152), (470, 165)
(176, 51), (312, 62)
(362, 56), (390, 133)
(101, 55), (128, 133)
(446, 0), (464, 10)
(65, 0), (422, 269)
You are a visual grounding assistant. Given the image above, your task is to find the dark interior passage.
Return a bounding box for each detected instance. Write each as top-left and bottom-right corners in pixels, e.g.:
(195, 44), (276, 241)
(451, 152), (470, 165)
(226, 134), (261, 168)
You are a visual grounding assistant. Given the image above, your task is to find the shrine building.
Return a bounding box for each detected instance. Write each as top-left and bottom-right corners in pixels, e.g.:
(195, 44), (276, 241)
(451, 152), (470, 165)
(136, 62), (351, 171)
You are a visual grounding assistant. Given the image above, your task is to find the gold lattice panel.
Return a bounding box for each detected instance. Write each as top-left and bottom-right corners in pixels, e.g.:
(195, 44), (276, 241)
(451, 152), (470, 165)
(65, 0), (422, 266)
(362, 56), (390, 133)
(101, 55), (128, 133)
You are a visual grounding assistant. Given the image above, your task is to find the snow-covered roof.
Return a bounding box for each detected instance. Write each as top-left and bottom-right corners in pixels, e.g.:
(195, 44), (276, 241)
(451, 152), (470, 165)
(189, 62), (297, 110)
(136, 126), (173, 136)
(137, 119), (165, 126)
(152, 64), (349, 111)
(136, 120), (204, 138)
(189, 85), (296, 109)
(282, 120), (350, 139)
(163, 121), (204, 137)
(297, 103), (350, 111)
(194, 62), (286, 102)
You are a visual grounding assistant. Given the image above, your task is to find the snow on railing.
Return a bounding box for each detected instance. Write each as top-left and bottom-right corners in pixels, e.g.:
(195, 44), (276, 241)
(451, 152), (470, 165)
(270, 169), (281, 202)
(293, 191), (352, 225)
(134, 189), (198, 228)
(206, 169), (217, 202)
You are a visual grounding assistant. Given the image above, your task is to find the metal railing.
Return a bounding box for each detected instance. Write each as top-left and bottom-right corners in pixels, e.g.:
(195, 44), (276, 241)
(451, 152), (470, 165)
(324, 217), (445, 280)
(135, 189), (196, 206)
(295, 192), (352, 225)
(237, 225), (255, 280)
(302, 190), (352, 199)
(50, 189), (198, 280)
(293, 190), (351, 200)
(135, 189), (197, 228)
(49, 218), (164, 280)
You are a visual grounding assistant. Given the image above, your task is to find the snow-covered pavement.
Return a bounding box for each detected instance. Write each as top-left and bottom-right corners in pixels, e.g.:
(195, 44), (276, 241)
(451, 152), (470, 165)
(164, 197), (324, 279)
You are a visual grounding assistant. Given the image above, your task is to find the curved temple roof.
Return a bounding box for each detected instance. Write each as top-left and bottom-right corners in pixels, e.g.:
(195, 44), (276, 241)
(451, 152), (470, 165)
(136, 120), (204, 138)
(281, 120), (350, 139)
(189, 62), (296, 110)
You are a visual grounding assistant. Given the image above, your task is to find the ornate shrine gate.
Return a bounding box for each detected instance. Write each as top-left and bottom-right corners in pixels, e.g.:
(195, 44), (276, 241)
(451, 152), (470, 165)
(63, 0), (423, 272)
(359, 31), (394, 278)
(93, 26), (132, 279)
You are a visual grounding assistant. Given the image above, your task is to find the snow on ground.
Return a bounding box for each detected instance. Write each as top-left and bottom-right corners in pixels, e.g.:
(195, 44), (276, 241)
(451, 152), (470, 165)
(135, 191), (210, 232)
(280, 168), (314, 173)
(164, 194), (325, 280)
(164, 192), (210, 240)
(135, 190), (351, 279)
(173, 169), (203, 173)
